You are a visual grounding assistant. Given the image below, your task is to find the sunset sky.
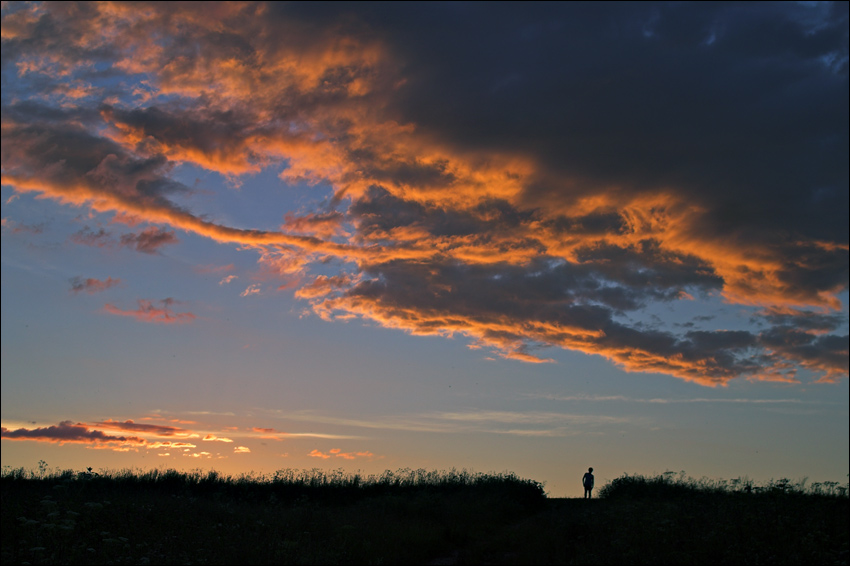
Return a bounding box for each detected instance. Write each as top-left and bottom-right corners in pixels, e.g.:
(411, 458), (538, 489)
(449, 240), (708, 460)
(1, 1), (847, 497)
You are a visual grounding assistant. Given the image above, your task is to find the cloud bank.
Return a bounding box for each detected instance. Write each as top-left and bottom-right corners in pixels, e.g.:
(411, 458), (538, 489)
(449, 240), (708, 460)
(2, 2), (847, 385)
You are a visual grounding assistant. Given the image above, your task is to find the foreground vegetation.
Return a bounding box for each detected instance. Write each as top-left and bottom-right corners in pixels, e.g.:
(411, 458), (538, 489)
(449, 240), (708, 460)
(1, 466), (847, 565)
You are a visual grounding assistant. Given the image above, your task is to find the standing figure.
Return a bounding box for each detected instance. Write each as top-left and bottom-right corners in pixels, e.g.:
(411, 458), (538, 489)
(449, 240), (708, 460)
(582, 467), (595, 498)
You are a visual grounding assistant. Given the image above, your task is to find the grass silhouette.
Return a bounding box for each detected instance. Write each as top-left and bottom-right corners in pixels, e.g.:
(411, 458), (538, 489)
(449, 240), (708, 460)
(2, 466), (847, 564)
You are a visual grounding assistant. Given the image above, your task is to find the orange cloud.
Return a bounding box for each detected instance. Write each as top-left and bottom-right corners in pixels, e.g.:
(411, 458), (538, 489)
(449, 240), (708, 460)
(148, 441), (197, 449)
(203, 434), (234, 443)
(1, 421), (145, 449)
(309, 448), (374, 460)
(103, 299), (196, 324)
(298, 259), (847, 386)
(70, 276), (121, 294)
(283, 211), (348, 238)
(8, 416), (250, 454)
(240, 284), (262, 297)
(3, 1), (845, 388)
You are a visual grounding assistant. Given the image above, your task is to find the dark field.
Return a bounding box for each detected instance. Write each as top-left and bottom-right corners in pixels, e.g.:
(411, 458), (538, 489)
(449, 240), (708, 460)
(2, 468), (847, 565)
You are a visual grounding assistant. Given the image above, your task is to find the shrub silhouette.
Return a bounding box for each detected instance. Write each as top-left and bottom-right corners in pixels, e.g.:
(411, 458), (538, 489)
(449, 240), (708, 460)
(2, 465), (846, 565)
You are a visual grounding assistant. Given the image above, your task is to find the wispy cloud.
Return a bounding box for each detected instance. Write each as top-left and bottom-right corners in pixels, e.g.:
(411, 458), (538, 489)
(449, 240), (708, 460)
(2, 217), (44, 234)
(70, 226), (112, 248)
(103, 298), (196, 324)
(532, 393), (832, 405)
(309, 448), (375, 460)
(69, 225), (178, 254)
(181, 411), (238, 417)
(196, 264), (235, 274)
(252, 427), (277, 434)
(240, 284), (262, 297)
(203, 434), (234, 443)
(119, 226), (178, 254)
(249, 426), (361, 440)
(148, 441), (197, 449)
(267, 408), (631, 436)
(69, 276), (121, 294)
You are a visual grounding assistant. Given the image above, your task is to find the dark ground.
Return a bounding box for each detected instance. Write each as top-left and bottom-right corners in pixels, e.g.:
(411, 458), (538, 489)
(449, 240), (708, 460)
(2, 474), (847, 565)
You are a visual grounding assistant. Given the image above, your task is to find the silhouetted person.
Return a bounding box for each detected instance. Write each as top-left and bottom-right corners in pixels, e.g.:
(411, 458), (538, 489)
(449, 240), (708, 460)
(583, 467), (594, 498)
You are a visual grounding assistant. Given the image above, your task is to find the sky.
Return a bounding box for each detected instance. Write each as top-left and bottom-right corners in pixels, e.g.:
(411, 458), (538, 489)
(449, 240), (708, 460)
(1, 1), (848, 498)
